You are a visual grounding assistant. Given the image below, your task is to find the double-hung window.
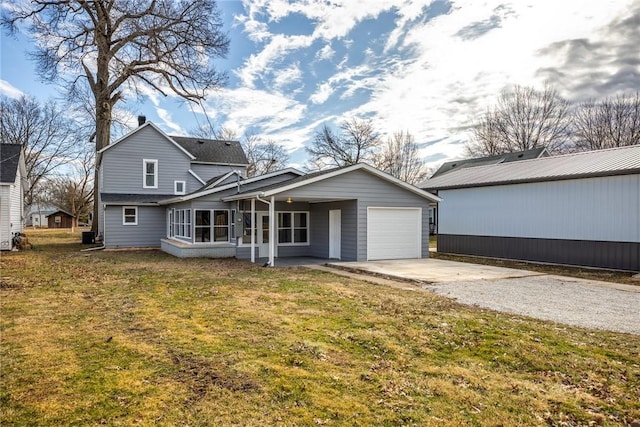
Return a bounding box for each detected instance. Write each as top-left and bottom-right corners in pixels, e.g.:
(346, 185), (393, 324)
(195, 210), (229, 242)
(123, 207), (138, 225)
(278, 212), (308, 244)
(143, 159), (158, 188)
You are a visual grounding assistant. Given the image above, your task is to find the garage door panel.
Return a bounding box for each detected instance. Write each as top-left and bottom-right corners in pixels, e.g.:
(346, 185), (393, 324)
(368, 208), (421, 260)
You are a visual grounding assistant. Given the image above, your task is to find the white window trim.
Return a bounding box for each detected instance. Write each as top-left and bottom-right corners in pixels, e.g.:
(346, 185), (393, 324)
(172, 208), (191, 239)
(277, 211), (310, 247)
(174, 180), (186, 195)
(143, 159), (158, 189)
(122, 206), (138, 225)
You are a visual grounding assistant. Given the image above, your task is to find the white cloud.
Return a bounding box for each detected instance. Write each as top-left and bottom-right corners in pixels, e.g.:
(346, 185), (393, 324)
(0, 79), (24, 99)
(235, 34), (314, 88)
(272, 62), (303, 90)
(309, 82), (334, 104)
(200, 86), (307, 150)
(156, 108), (186, 135)
(316, 44), (335, 61)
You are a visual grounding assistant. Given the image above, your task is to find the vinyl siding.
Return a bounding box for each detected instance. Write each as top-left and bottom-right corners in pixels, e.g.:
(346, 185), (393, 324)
(102, 125), (192, 194)
(0, 186), (10, 249)
(0, 169), (24, 249)
(104, 205), (167, 248)
(438, 174), (640, 243)
(276, 169), (431, 261)
(310, 201), (357, 260)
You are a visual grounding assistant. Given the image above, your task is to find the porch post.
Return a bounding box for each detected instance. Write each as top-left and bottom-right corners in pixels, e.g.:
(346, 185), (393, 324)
(269, 195), (275, 267)
(250, 198), (255, 263)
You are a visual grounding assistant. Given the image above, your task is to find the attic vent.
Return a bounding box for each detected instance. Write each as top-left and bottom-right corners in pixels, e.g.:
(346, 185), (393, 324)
(198, 140), (205, 144)
(451, 163), (457, 168)
(225, 141), (231, 146)
(518, 154), (524, 158)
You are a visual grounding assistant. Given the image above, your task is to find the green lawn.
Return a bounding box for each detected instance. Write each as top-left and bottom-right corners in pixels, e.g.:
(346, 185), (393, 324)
(1, 230), (639, 426)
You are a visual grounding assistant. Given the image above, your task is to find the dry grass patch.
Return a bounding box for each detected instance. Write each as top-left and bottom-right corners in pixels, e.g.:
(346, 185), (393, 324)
(1, 230), (639, 426)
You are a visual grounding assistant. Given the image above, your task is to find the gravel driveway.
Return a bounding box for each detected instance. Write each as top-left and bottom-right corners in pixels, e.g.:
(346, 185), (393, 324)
(424, 275), (640, 335)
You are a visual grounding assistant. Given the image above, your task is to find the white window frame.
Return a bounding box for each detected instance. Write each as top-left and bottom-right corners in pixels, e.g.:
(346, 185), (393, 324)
(238, 211), (257, 246)
(277, 211), (310, 246)
(174, 180), (186, 195)
(143, 159), (158, 189)
(122, 206), (138, 225)
(172, 208), (191, 239)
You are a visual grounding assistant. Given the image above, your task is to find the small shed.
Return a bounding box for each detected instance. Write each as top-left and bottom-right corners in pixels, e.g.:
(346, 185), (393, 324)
(47, 210), (77, 229)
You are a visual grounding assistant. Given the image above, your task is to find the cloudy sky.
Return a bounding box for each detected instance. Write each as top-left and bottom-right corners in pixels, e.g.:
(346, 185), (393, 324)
(1, 0), (639, 169)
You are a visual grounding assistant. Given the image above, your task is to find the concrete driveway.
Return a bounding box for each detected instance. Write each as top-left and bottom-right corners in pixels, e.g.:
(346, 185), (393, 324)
(330, 258), (544, 283)
(327, 258), (640, 335)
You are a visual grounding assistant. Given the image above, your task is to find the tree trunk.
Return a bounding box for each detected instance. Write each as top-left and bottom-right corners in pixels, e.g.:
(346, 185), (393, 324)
(91, 46), (112, 234)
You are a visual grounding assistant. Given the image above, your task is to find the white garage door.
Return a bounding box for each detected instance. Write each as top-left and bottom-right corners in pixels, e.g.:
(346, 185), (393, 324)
(367, 207), (422, 260)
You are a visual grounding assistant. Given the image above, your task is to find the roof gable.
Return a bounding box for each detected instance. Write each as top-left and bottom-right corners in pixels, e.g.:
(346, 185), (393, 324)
(222, 163), (441, 203)
(422, 145), (640, 190)
(98, 122), (195, 159)
(0, 144), (23, 184)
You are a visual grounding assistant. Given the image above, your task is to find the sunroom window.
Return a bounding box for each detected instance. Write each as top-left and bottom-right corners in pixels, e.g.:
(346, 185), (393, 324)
(195, 210), (229, 242)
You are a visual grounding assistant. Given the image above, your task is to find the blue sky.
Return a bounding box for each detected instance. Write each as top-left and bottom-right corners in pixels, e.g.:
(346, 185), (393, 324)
(1, 0), (639, 169)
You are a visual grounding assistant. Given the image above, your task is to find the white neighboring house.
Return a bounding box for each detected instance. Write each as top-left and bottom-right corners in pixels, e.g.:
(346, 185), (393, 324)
(421, 145), (640, 271)
(0, 144), (27, 250)
(26, 204), (57, 228)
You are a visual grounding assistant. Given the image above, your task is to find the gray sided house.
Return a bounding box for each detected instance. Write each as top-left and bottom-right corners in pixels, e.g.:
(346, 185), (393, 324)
(0, 144), (27, 250)
(421, 145), (640, 271)
(98, 122), (441, 263)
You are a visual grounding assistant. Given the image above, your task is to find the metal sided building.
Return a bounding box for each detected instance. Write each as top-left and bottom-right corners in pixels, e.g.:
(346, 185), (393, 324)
(421, 145), (640, 271)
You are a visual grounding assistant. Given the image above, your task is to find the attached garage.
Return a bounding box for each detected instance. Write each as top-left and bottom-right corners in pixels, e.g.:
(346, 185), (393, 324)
(367, 207), (422, 260)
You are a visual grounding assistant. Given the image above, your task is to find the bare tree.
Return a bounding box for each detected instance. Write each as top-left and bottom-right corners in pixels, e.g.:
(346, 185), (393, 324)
(467, 84), (572, 156)
(0, 95), (81, 208)
(375, 131), (429, 184)
(40, 149), (94, 231)
(306, 118), (381, 169)
(243, 135), (289, 177)
(573, 92), (640, 151)
(4, 0), (230, 230)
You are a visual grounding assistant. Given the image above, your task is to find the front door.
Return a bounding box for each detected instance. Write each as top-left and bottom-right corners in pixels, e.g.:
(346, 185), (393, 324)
(257, 212), (272, 258)
(329, 209), (341, 259)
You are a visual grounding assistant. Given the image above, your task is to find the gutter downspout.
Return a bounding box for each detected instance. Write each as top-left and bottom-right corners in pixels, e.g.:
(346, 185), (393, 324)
(255, 194), (275, 267)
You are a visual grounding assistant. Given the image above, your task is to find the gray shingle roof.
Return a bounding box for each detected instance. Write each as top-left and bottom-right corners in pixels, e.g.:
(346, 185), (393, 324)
(0, 144), (22, 183)
(429, 147), (547, 179)
(421, 145), (640, 191)
(171, 136), (248, 165)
